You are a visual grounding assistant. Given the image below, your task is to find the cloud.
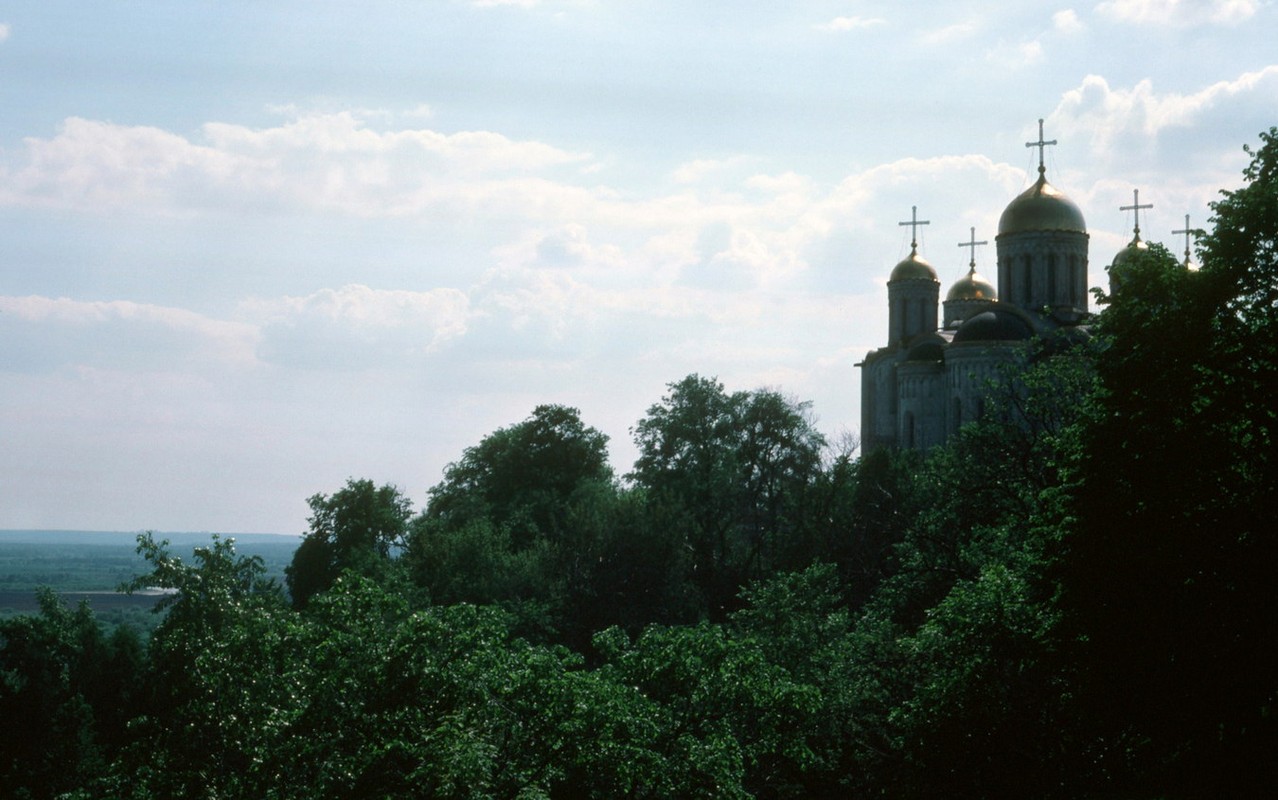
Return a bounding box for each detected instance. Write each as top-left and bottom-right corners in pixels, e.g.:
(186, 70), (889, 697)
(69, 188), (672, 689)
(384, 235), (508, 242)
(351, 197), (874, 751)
(0, 295), (257, 373)
(1053, 9), (1085, 32)
(240, 284), (471, 370)
(0, 23), (10, 41)
(1053, 66), (1278, 158)
(814, 16), (886, 32)
(1095, 0), (1259, 25)
(986, 39), (1045, 67)
(918, 21), (977, 45)
(0, 117), (236, 211)
(745, 171), (813, 196)
(671, 156), (753, 185)
(0, 112), (594, 217)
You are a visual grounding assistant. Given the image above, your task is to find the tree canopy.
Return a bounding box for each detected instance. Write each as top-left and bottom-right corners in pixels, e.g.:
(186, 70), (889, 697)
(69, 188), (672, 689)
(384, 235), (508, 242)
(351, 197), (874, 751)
(285, 478), (413, 609)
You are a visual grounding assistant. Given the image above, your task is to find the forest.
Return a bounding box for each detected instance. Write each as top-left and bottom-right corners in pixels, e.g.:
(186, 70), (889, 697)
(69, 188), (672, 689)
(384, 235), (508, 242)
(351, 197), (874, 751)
(2, 128), (1276, 799)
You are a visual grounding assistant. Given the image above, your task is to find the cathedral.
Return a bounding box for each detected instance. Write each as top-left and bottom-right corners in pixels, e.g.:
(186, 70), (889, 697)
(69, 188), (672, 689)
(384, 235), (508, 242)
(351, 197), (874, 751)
(858, 122), (1100, 452)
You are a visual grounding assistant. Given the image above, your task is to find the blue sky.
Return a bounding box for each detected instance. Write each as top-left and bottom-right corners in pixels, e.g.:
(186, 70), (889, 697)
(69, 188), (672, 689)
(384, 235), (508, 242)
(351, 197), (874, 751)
(2, 1), (1275, 533)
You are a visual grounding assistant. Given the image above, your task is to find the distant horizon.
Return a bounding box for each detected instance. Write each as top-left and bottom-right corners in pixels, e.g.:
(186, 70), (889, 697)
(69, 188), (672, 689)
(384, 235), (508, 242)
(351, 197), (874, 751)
(0, 529), (302, 542)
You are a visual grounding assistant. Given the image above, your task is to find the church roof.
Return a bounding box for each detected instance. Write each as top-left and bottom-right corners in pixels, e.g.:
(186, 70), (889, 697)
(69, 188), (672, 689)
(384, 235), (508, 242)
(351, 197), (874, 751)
(1111, 234), (1150, 268)
(889, 249), (939, 282)
(906, 331), (947, 362)
(998, 173), (1087, 236)
(951, 305), (1035, 343)
(945, 267), (997, 301)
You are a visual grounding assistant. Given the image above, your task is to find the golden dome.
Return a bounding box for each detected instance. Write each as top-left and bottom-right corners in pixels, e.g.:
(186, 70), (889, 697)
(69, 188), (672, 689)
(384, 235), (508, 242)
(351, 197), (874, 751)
(889, 249), (939, 282)
(1111, 235), (1149, 268)
(946, 267), (998, 302)
(998, 174), (1087, 235)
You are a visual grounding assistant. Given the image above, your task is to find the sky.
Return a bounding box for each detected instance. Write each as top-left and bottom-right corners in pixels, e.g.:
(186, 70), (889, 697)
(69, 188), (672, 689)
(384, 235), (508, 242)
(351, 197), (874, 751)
(1, 1), (1275, 535)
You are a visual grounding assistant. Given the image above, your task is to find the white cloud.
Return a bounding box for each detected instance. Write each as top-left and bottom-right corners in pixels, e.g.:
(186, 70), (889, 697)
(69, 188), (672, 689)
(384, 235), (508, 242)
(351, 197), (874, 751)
(0, 295), (258, 373)
(1054, 66), (1278, 158)
(671, 156), (753, 185)
(240, 284), (471, 370)
(1095, 0), (1259, 25)
(918, 21), (977, 45)
(745, 171), (813, 195)
(987, 39), (1045, 67)
(1053, 9), (1085, 32)
(0, 23), (10, 41)
(815, 16), (886, 32)
(0, 112), (594, 217)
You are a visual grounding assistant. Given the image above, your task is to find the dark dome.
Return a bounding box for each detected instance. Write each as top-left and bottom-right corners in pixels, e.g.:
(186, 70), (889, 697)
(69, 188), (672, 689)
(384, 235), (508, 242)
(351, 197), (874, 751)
(906, 332), (946, 362)
(889, 250), (939, 282)
(1110, 236), (1149, 268)
(998, 174), (1087, 235)
(951, 306), (1035, 343)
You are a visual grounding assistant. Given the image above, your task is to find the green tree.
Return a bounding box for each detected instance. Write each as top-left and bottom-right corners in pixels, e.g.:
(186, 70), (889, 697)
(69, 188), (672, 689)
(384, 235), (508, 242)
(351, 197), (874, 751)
(1064, 129), (1278, 795)
(286, 478), (413, 608)
(110, 534), (300, 799)
(629, 375), (825, 616)
(0, 590), (118, 799)
(407, 405), (614, 639)
(421, 403), (613, 544)
(790, 444), (919, 609)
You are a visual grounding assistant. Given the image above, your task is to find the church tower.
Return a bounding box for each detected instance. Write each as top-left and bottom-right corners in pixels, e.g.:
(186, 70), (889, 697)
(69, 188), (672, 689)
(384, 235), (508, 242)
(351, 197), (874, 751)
(944, 227), (998, 329)
(886, 206), (940, 345)
(995, 120), (1089, 315)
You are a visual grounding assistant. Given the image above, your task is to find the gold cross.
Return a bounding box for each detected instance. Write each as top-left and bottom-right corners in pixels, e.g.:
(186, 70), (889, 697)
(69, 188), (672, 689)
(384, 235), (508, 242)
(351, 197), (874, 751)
(1025, 118), (1058, 175)
(898, 205), (930, 253)
(957, 227), (988, 270)
(1120, 189), (1154, 238)
(1172, 214), (1198, 267)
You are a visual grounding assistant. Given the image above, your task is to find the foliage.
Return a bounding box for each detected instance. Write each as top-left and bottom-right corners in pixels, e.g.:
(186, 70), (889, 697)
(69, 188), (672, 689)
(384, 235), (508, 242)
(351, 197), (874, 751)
(1063, 128), (1278, 796)
(286, 478), (413, 608)
(407, 405), (617, 639)
(629, 375), (826, 616)
(422, 404), (613, 545)
(107, 534), (299, 799)
(0, 589), (140, 800)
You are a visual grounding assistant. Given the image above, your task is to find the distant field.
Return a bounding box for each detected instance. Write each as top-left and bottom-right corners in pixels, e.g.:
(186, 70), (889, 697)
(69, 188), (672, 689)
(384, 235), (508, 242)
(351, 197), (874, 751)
(0, 530), (300, 617)
(0, 589), (166, 615)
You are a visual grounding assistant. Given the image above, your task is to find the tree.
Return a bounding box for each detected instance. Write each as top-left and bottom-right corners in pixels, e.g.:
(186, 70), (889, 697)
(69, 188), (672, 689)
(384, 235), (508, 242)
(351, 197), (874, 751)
(111, 534), (300, 799)
(790, 444), (918, 610)
(629, 375), (826, 616)
(0, 590), (117, 799)
(407, 405), (614, 634)
(421, 403), (613, 545)
(1063, 128), (1278, 795)
(286, 478), (413, 609)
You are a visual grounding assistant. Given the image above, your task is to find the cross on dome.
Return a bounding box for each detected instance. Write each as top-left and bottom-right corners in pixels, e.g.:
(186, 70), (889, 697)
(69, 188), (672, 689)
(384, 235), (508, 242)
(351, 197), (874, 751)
(1025, 118), (1057, 176)
(1120, 189), (1153, 240)
(1172, 214), (1197, 268)
(957, 226), (988, 271)
(898, 205), (930, 253)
